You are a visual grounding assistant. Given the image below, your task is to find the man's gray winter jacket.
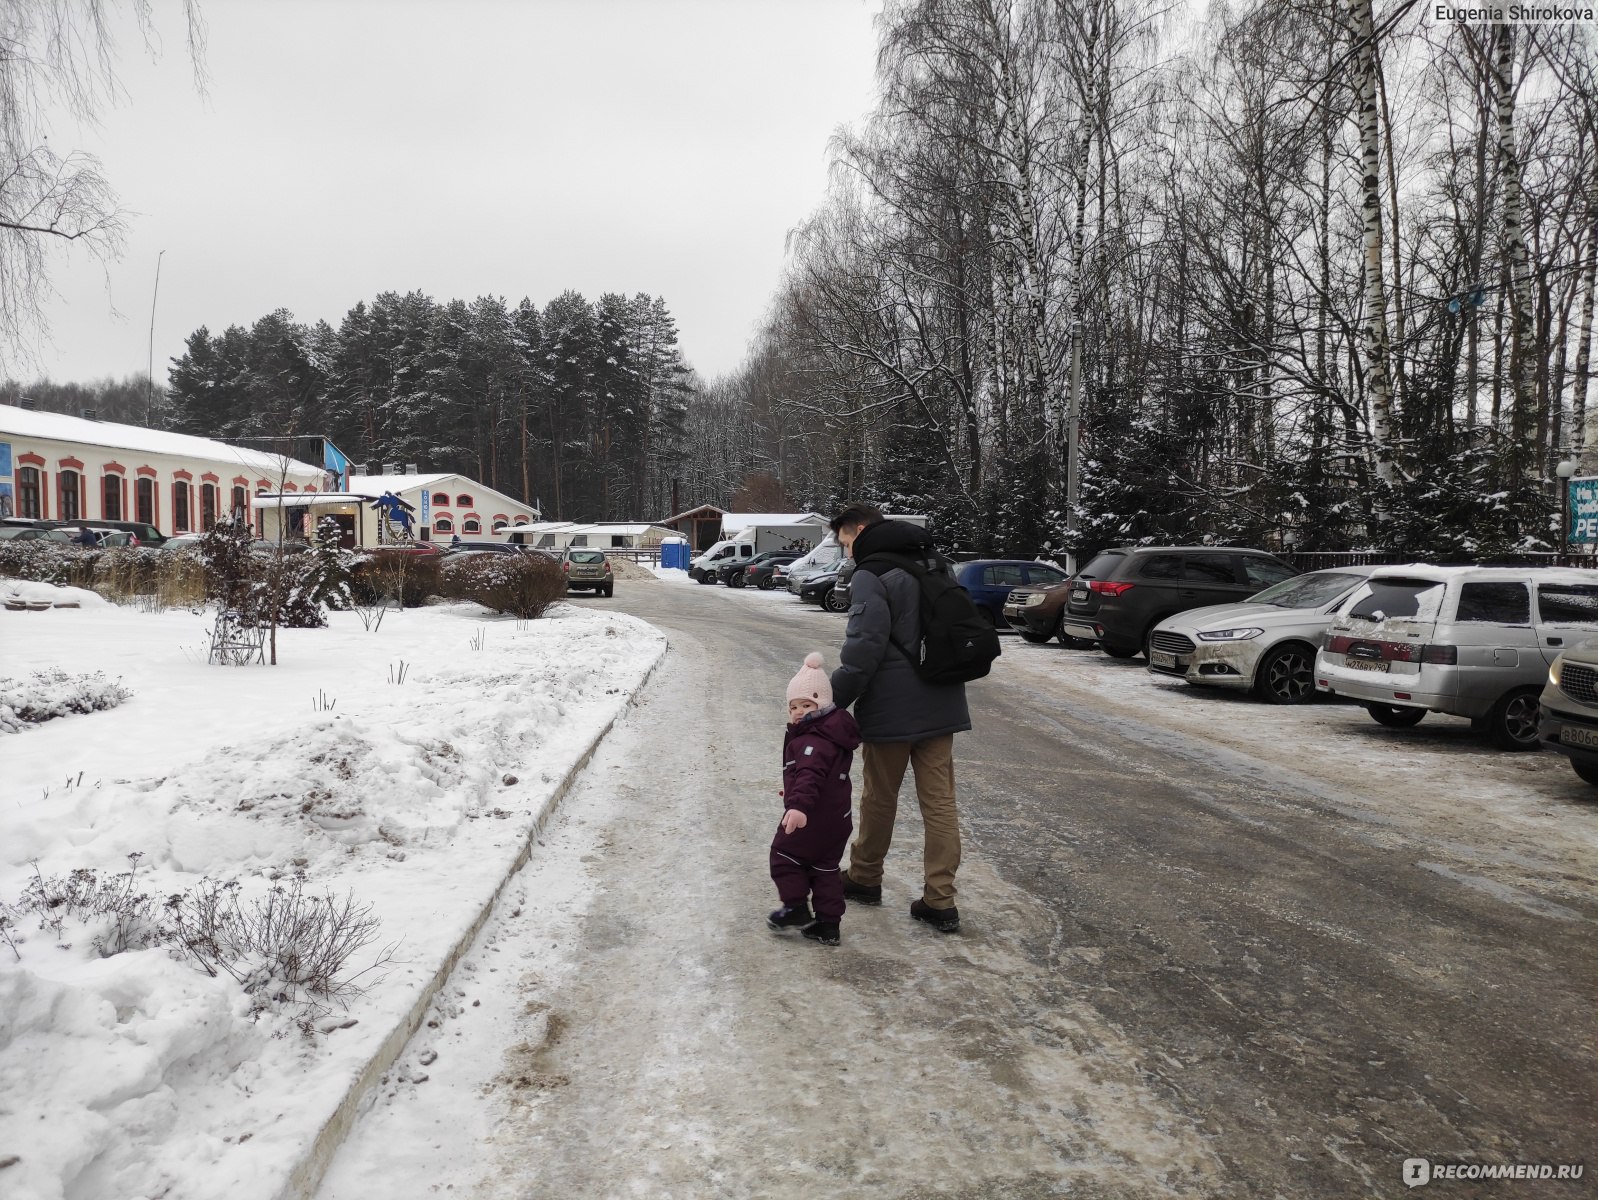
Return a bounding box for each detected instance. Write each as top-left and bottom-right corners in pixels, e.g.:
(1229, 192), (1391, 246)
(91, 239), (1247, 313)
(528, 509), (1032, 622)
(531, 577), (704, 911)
(829, 521), (973, 744)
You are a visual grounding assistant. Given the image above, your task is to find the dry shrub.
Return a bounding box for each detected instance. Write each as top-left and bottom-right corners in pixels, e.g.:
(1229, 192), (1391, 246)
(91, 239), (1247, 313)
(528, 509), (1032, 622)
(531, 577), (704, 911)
(441, 552), (565, 619)
(93, 547), (204, 607)
(349, 550), (442, 608)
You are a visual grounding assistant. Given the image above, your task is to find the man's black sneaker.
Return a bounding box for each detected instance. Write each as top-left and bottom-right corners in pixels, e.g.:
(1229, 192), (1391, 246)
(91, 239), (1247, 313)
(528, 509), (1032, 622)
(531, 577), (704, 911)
(841, 871), (882, 906)
(910, 899), (960, 933)
(802, 920), (841, 946)
(768, 904), (814, 931)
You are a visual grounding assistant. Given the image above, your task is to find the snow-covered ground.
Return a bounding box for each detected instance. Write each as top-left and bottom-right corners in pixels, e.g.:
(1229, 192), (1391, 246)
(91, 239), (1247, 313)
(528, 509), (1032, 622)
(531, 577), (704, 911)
(0, 585), (665, 1200)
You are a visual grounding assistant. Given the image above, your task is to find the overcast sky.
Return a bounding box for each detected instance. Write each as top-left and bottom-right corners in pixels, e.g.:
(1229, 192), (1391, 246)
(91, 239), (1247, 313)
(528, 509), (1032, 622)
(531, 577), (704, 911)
(28, 0), (881, 388)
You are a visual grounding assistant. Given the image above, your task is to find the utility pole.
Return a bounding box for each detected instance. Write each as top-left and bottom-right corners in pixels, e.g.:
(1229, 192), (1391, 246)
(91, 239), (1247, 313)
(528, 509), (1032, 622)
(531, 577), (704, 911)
(146, 250), (165, 427)
(1064, 319), (1083, 575)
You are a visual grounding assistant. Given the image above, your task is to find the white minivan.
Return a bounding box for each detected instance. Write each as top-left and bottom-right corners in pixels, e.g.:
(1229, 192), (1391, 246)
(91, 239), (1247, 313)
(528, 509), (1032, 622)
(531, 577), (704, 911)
(1314, 564), (1598, 750)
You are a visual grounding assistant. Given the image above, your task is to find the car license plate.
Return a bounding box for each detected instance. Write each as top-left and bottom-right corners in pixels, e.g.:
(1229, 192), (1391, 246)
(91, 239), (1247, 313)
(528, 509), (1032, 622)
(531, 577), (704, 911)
(1344, 657), (1389, 674)
(1150, 650), (1177, 669)
(1072, 589), (1089, 603)
(1561, 725), (1598, 750)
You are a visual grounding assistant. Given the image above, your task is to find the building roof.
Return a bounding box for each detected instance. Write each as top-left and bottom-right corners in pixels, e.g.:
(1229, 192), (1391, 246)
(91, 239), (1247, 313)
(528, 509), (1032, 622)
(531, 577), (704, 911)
(348, 473), (540, 517)
(0, 403), (323, 476)
(720, 512), (828, 535)
(661, 503), (724, 524)
(347, 472), (453, 494)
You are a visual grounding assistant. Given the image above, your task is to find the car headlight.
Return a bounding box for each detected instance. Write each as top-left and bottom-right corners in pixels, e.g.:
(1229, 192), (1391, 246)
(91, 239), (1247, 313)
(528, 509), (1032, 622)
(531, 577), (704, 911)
(1550, 657), (1563, 687)
(1021, 593), (1045, 607)
(1197, 627), (1264, 642)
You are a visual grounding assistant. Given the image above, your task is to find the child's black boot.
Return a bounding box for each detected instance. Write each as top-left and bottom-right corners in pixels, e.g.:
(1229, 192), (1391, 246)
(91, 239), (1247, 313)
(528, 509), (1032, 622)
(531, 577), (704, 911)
(801, 920), (841, 946)
(767, 903), (813, 932)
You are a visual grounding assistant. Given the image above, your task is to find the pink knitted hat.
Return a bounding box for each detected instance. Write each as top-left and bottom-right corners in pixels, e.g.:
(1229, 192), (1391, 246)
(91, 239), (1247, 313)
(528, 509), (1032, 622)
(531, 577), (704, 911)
(786, 651), (833, 708)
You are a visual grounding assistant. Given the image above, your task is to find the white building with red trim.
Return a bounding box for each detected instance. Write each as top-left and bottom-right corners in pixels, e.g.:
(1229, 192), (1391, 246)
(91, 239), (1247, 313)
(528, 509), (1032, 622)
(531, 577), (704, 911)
(254, 472), (541, 547)
(0, 403), (326, 534)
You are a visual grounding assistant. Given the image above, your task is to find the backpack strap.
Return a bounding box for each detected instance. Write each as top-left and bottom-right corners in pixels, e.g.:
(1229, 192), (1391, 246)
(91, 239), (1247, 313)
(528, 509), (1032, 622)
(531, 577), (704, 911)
(854, 553), (930, 666)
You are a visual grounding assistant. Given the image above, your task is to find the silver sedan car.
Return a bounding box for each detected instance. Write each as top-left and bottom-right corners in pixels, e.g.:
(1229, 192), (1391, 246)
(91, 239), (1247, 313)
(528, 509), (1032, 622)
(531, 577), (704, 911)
(1147, 567), (1375, 703)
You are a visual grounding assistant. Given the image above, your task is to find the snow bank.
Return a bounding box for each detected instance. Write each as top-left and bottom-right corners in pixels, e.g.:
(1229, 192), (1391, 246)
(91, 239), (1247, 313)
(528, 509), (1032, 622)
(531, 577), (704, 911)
(0, 598), (665, 1200)
(0, 667), (132, 733)
(0, 578), (107, 608)
(649, 566), (691, 583)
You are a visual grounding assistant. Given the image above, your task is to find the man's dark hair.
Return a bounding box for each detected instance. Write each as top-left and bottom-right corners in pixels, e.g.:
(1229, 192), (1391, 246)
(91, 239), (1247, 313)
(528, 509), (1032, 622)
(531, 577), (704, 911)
(829, 503), (885, 535)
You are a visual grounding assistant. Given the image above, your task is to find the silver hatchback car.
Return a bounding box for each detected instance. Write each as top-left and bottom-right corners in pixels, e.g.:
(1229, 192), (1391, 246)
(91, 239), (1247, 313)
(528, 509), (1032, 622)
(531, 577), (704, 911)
(1314, 565), (1598, 750)
(1148, 567), (1376, 703)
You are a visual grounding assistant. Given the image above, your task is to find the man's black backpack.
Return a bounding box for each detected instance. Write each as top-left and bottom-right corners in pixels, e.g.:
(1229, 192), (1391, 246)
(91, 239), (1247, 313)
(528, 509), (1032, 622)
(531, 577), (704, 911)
(856, 553), (1001, 685)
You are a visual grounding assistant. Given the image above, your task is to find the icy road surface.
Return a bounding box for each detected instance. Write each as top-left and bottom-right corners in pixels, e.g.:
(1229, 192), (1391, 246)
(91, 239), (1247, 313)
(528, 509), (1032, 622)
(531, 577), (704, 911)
(320, 580), (1597, 1199)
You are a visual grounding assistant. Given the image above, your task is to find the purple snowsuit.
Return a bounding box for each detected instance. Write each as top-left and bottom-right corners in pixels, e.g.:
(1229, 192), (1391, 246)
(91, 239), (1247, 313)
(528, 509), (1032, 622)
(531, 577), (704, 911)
(770, 705), (862, 921)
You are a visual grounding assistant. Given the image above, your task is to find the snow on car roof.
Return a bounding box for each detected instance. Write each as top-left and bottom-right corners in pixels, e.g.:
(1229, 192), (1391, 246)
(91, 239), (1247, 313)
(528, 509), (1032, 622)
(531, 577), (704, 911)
(1366, 563), (1598, 583)
(0, 403), (323, 476)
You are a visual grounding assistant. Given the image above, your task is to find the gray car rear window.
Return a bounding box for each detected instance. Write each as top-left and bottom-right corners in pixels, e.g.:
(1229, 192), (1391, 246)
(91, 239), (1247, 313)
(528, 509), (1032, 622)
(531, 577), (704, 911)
(1347, 579), (1445, 621)
(1079, 552), (1126, 579)
(1455, 582), (1530, 624)
(569, 551), (606, 563)
(1538, 584), (1598, 624)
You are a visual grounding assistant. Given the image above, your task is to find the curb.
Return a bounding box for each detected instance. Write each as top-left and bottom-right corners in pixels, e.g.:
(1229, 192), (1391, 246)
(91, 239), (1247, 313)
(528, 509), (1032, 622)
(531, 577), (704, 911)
(277, 643), (668, 1200)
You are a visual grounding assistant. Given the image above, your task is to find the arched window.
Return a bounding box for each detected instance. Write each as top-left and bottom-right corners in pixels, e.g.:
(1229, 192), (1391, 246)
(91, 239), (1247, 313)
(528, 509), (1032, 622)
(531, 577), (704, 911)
(455, 494), (473, 507)
(136, 478), (156, 525)
(491, 519), (508, 533)
(17, 466), (41, 519)
(463, 517), (481, 534)
(231, 485), (247, 522)
(201, 483), (218, 530)
(101, 475), (122, 520)
(432, 493), (450, 507)
(434, 517), (453, 534)
(59, 470), (81, 521)
(173, 483), (191, 532)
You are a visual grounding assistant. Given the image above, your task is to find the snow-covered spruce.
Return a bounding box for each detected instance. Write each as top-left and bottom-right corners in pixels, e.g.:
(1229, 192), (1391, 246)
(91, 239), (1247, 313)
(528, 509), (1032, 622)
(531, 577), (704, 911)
(0, 667), (131, 733)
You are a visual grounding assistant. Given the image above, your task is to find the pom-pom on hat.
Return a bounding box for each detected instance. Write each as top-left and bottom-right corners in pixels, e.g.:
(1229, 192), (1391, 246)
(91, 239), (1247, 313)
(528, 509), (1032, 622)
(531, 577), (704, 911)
(786, 651), (834, 708)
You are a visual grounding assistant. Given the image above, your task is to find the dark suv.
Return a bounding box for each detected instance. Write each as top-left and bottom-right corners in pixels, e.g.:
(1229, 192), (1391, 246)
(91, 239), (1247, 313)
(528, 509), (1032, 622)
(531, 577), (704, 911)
(1057, 546), (1298, 659)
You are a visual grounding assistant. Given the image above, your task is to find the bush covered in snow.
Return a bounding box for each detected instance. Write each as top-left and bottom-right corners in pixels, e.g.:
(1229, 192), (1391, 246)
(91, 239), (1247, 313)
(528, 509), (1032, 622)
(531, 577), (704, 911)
(0, 667), (132, 732)
(441, 551), (566, 618)
(0, 539), (87, 585)
(0, 542), (208, 605)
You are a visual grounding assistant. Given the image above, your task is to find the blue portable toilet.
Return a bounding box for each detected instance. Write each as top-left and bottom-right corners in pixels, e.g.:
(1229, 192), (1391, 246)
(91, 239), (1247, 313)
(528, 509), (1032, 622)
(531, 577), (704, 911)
(660, 537), (690, 570)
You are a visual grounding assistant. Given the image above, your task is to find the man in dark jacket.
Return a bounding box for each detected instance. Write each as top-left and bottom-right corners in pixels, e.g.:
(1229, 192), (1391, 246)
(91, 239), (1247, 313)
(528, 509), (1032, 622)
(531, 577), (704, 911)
(829, 504), (970, 933)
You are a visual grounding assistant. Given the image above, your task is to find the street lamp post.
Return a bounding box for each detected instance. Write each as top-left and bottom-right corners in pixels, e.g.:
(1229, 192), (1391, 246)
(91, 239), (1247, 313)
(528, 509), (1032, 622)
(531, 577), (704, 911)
(1557, 459), (1579, 562)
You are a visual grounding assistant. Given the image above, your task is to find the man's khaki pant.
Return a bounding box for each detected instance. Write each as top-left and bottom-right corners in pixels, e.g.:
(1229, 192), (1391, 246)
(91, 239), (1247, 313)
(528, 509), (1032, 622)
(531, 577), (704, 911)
(848, 735), (960, 909)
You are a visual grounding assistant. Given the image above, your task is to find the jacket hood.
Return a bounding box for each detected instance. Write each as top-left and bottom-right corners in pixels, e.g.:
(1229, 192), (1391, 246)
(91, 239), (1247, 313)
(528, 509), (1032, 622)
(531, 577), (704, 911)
(789, 704), (862, 753)
(852, 519), (934, 563)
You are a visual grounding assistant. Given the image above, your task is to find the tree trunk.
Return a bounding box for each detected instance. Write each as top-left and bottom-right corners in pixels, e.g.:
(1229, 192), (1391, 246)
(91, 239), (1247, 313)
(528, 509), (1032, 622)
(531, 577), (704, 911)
(1350, 0), (1400, 499)
(1492, 21), (1536, 470)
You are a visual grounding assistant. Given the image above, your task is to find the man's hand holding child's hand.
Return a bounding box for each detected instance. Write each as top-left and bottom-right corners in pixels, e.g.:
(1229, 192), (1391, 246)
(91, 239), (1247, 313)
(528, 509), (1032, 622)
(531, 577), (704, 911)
(781, 809), (808, 834)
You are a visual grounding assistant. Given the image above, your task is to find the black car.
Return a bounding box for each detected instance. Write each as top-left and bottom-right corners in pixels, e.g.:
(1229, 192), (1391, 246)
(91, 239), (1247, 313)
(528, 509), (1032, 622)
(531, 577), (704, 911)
(716, 550), (795, 588)
(1057, 545), (1298, 660)
(730, 551), (804, 589)
(799, 559), (855, 613)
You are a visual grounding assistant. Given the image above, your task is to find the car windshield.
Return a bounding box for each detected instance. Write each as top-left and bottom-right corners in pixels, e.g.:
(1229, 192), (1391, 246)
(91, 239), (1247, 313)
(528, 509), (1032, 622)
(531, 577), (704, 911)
(1249, 571), (1366, 609)
(1345, 578), (1446, 622)
(1077, 551), (1125, 580)
(569, 551), (605, 563)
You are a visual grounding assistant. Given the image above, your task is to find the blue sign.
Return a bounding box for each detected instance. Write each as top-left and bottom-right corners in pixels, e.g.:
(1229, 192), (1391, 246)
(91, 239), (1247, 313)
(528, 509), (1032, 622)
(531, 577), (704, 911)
(1570, 477), (1598, 544)
(0, 440), (11, 480)
(322, 439), (351, 490)
(420, 488), (431, 531)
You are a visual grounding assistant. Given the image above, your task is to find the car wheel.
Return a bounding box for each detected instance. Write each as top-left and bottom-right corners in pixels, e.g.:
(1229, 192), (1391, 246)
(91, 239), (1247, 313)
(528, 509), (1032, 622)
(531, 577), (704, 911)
(729, 572), (746, 588)
(698, 572), (716, 585)
(757, 575), (774, 590)
(1254, 643), (1317, 705)
(1102, 642), (1138, 660)
(1571, 759), (1598, 786)
(1367, 702), (1425, 728)
(1486, 687), (1541, 752)
(1021, 630), (1054, 644)
(603, 585), (614, 598)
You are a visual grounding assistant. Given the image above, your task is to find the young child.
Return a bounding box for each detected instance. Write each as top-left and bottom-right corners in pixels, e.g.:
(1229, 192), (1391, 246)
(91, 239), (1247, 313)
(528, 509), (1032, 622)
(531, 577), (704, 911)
(768, 652), (862, 946)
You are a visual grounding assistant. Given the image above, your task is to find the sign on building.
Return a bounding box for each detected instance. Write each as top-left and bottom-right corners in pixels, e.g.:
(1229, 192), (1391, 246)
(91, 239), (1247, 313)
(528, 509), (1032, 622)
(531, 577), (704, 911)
(0, 440), (12, 518)
(1570, 476), (1598, 544)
